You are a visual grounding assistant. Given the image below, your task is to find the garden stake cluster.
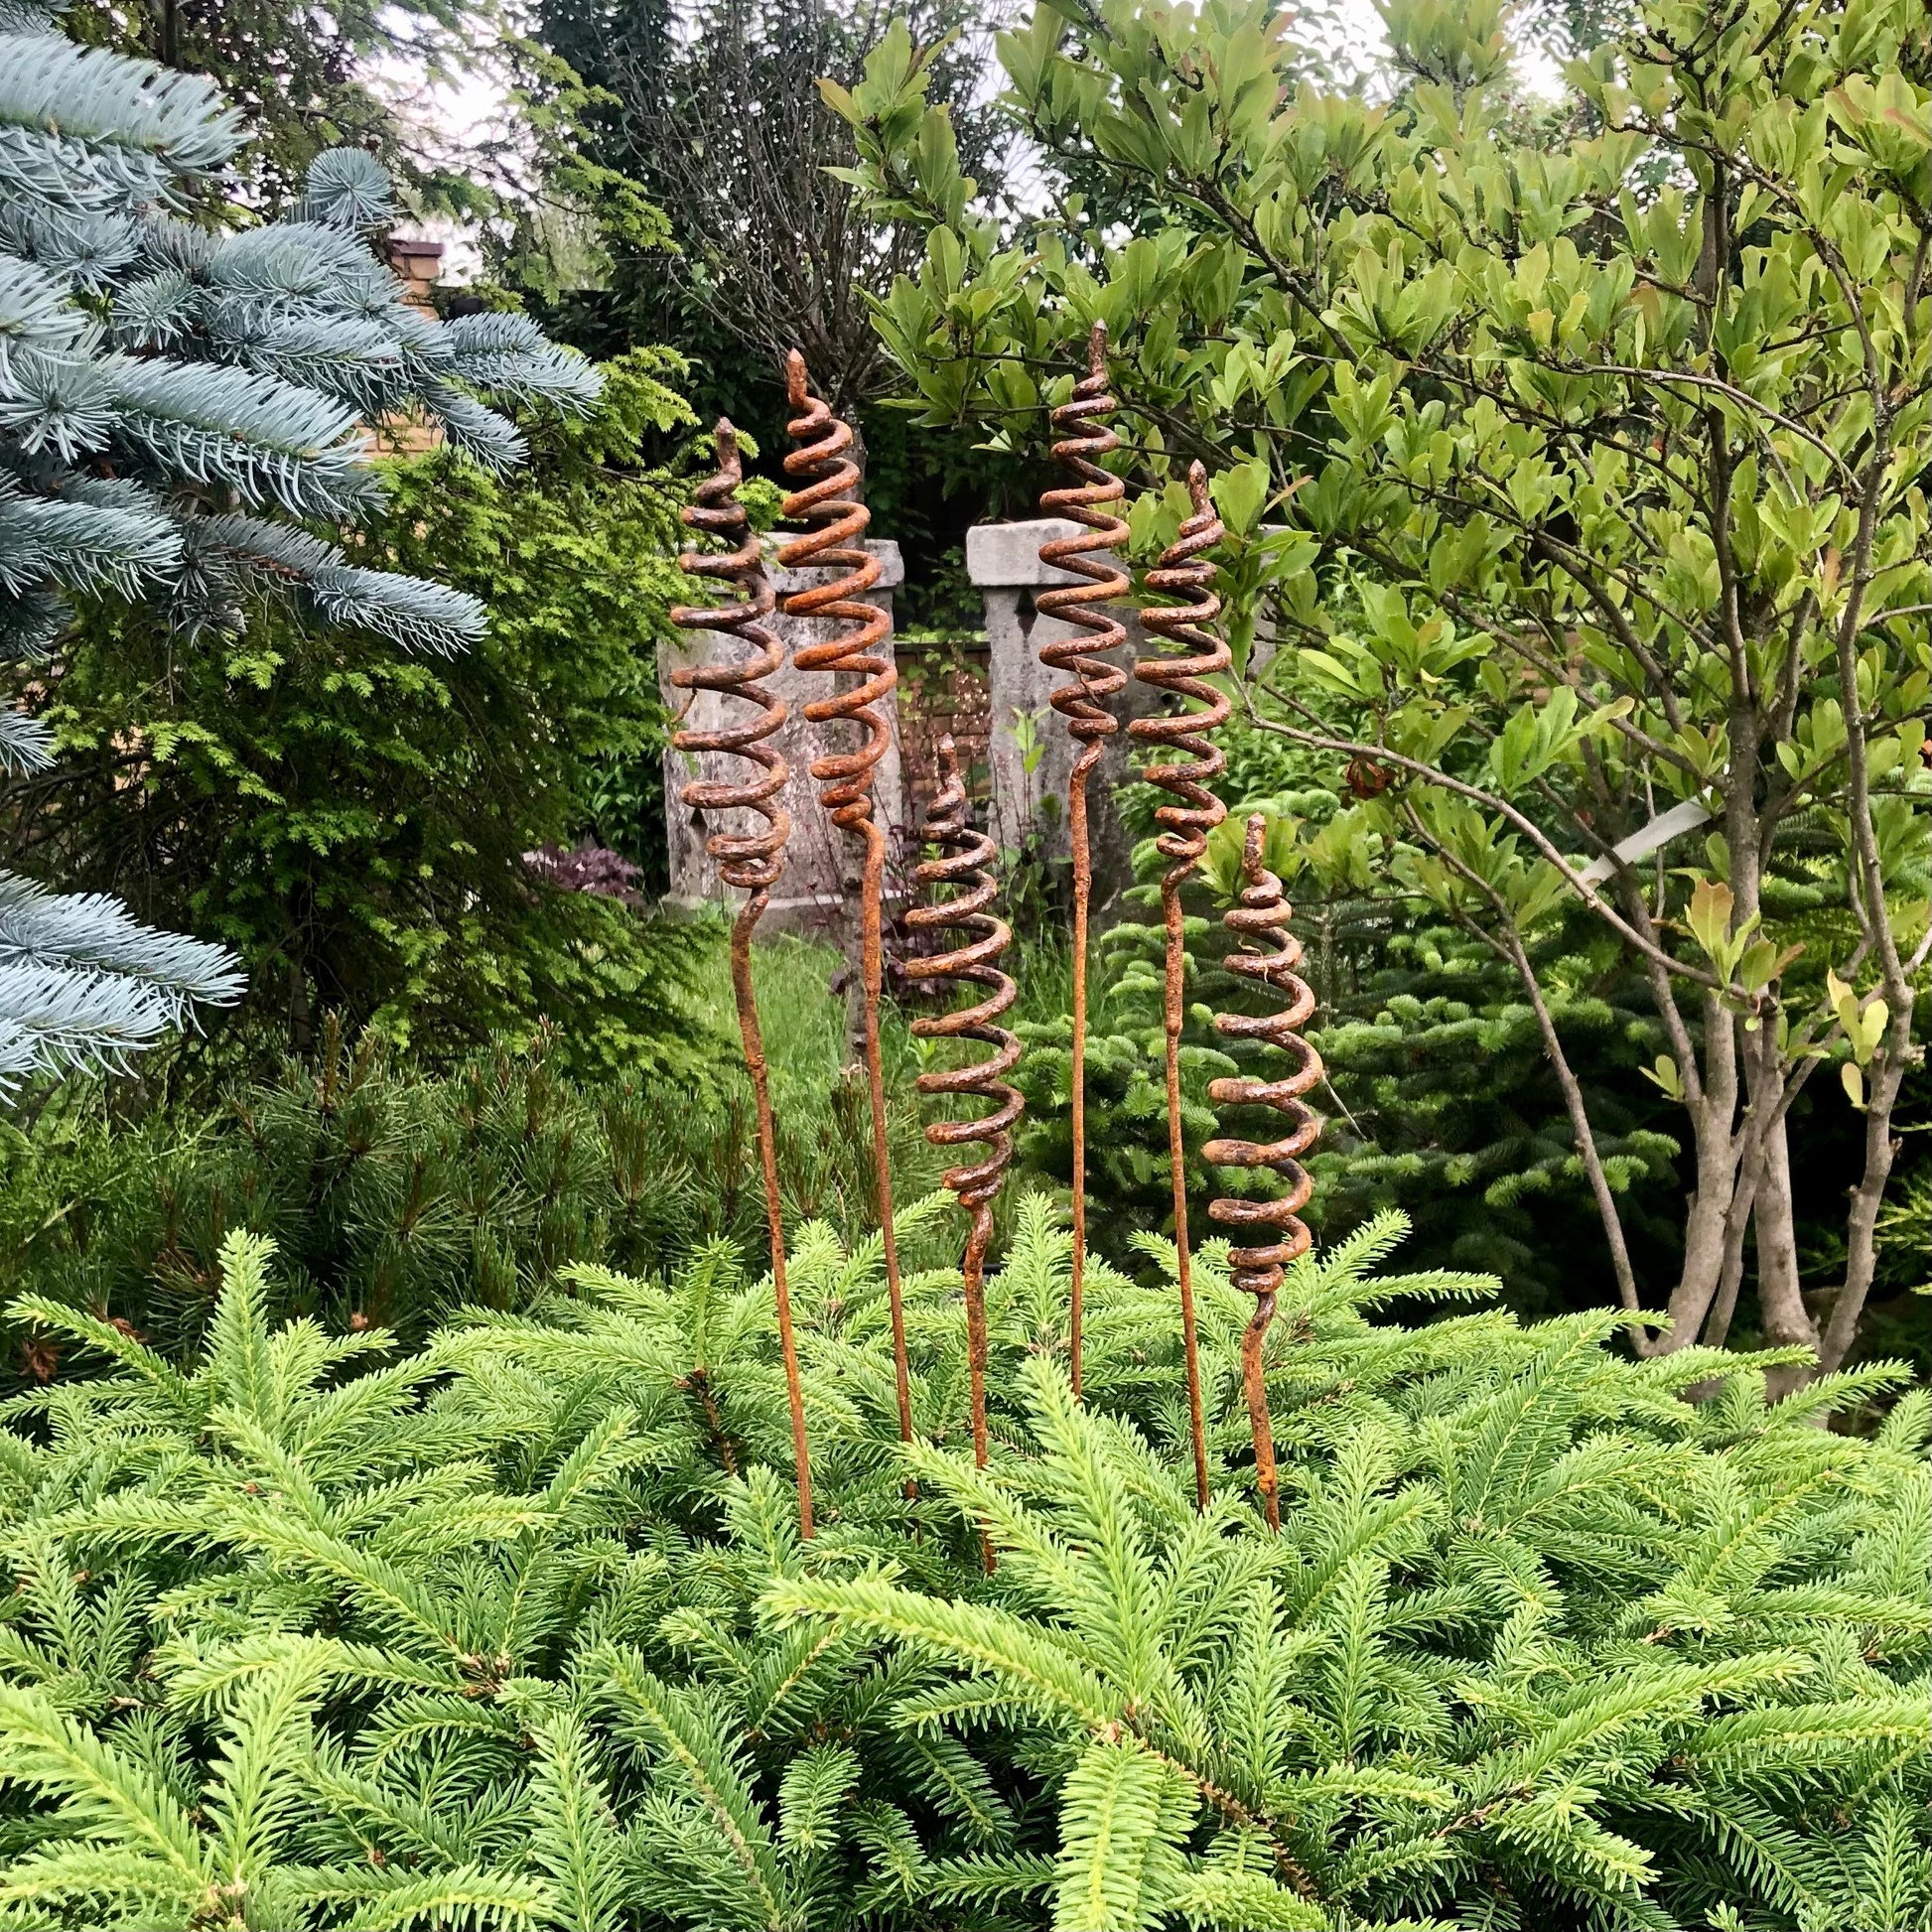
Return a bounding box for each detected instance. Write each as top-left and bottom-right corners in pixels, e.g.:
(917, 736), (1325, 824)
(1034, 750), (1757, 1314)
(670, 346), (1326, 1542)
(1129, 463), (1230, 1513)
(1202, 815), (1325, 1533)
(778, 351), (914, 1456)
(1035, 320), (1131, 1401)
(903, 735), (1023, 1573)
(669, 419), (814, 1540)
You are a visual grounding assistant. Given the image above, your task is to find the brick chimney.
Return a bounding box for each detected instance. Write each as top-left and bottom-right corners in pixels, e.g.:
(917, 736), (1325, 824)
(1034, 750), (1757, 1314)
(375, 237), (447, 453)
(383, 236), (444, 315)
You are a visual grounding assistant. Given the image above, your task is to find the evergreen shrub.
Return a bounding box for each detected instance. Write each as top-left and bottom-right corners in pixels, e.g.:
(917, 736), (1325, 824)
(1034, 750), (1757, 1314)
(0, 1205), (1923, 1929)
(1020, 736), (1683, 1312)
(0, 0), (596, 1086)
(36, 350), (709, 1071)
(0, 994), (946, 1384)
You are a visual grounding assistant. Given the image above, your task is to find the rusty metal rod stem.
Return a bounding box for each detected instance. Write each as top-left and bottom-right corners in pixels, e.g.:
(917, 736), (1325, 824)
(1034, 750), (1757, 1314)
(736, 936), (814, 1535)
(778, 354), (914, 1454)
(1202, 816), (1324, 1534)
(1162, 897), (1207, 1509)
(671, 421), (813, 1538)
(1037, 322), (1129, 1398)
(1129, 465), (1229, 1509)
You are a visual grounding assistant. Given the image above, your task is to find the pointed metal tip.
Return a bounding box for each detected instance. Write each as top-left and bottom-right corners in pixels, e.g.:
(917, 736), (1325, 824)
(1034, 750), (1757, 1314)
(1187, 461), (1211, 514)
(1086, 320), (1108, 376)
(785, 348), (809, 406)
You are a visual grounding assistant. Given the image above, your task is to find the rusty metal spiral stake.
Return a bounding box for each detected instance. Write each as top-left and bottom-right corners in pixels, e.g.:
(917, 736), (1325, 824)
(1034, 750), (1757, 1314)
(671, 419), (813, 1541)
(903, 735), (1023, 1575)
(1201, 816), (1324, 1534)
(1036, 320), (1130, 1400)
(778, 352), (914, 1458)
(1129, 464), (1229, 1513)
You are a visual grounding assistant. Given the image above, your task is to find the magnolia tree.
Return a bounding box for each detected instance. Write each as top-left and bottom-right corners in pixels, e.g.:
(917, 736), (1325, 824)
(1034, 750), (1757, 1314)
(0, 0), (598, 1087)
(832, 0), (1929, 1375)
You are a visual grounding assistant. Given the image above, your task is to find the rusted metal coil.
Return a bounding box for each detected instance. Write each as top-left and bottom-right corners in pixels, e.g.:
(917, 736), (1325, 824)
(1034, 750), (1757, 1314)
(1036, 320), (1130, 1401)
(1202, 815), (1324, 1534)
(777, 350), (913, 1458)
(1129, 463), (1230, 1512)
(671, 419), (813, 1541)
(903, 734), (1023, 1573)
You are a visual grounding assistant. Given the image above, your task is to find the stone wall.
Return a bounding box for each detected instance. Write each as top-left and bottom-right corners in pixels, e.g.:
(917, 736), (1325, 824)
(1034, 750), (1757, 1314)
(897, 636), (992, 828)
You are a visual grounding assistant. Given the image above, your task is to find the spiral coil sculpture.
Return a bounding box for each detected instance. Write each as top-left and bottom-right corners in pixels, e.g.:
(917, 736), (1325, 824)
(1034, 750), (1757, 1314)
(903, 736), (1023, 1572)
(1036, 321), (1130, 1399)
(777, 352), (914, 1455)
(671, 419), (814, 1540)
(1201, 815), (1324, 1533)
(1128, 463), (1230, 1512)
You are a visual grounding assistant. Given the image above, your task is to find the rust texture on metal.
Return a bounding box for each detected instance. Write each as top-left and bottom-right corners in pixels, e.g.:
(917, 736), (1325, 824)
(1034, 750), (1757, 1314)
(1035, 320), (1130, 1400)
(1201, 815), (1324, 1533)
(777, 351), (913, 1455)
(1128, 463), (1229, 1512)
(671, 419), (814, 1540)
(903, 734), (1024, 1573)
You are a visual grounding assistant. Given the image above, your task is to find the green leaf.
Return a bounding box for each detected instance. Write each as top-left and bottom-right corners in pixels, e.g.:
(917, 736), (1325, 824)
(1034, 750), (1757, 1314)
(1686, 878), (1735, 964)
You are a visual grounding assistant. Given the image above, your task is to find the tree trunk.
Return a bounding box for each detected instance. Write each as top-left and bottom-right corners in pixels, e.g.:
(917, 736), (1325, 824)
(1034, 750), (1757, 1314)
(1817, 1028), (1910, 1373)
(1700, 1138), (1762, 1349)
(1749, 1111), (1819, 1398)
(1655, 995), (1744, 1353)
(1660, 1112), (1736, 1352)
(1502, 926), (1648, 1340)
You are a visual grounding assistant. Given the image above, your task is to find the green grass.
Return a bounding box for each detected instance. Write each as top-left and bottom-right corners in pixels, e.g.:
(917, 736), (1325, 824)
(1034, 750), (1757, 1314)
(684, 924), (944, 1254)
(683, 922), (1083, 1263)
(684, 924), (917, 1107)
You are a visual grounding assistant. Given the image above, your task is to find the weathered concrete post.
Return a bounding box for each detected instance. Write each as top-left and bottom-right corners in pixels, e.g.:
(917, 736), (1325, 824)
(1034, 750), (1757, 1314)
(660, 537), (906, 929)
(965, 518), (1161, 910)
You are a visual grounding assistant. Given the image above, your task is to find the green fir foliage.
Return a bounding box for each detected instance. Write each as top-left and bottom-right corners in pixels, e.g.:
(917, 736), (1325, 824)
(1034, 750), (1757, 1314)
(0, 1201), (1924, 1928)
(0, 1000), (950, 1377)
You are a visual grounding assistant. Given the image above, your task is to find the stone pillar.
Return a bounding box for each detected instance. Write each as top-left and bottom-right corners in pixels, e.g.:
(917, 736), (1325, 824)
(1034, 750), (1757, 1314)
(659, 538), (906, 932)
(965, 518), (1162, 910)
